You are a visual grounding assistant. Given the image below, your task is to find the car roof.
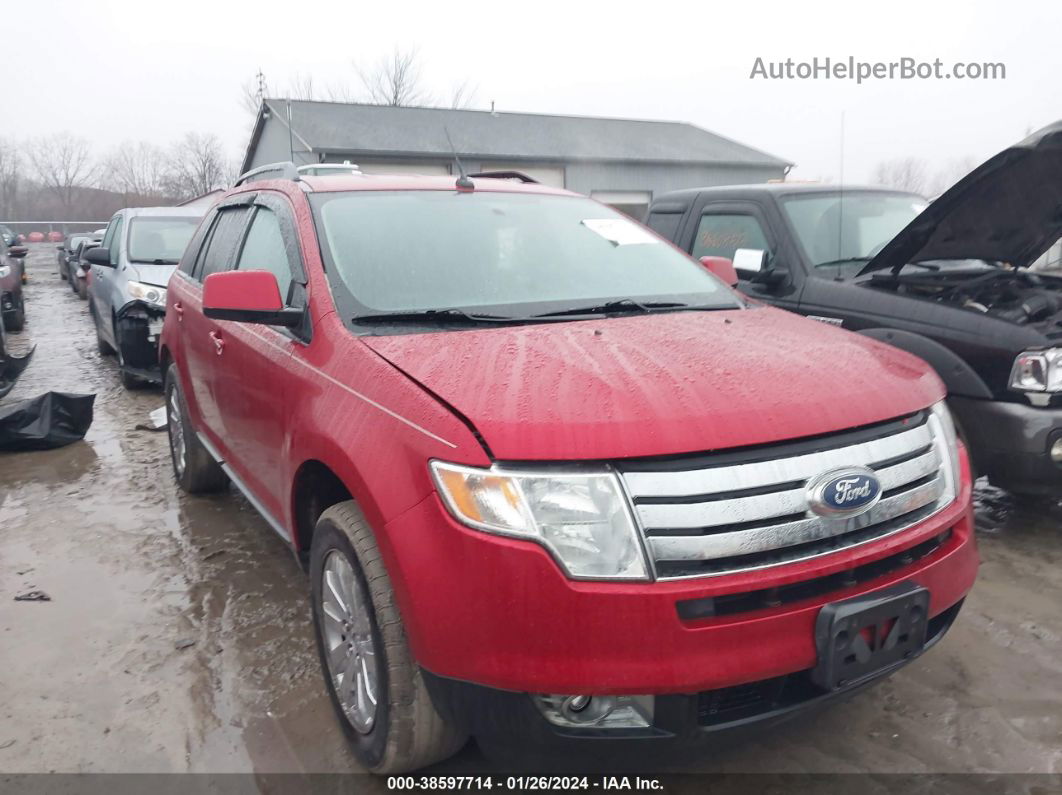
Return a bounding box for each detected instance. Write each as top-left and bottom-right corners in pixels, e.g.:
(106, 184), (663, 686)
(119, 205), (206, 218)
(293, 173), (579, 197)
(652, 182), (925, 205)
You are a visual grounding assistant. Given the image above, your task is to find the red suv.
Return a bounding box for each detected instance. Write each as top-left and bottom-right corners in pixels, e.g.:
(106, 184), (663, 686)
(161, 166), (978, 772)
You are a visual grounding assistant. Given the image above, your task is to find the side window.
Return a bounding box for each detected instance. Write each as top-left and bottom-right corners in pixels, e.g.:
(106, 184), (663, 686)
(108, 216), (124, 266)
(692, 214), (772, 261)
(179, 211), (214, 276)
(236, 207), (293, 303)
(101, 216), (119, 257)
(645, 211), (684, 243)
(197, 207), (250, 281)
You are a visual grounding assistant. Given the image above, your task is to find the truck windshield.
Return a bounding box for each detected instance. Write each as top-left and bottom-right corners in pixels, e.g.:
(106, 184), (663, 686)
(127, 217), (200, 264)
(781, 192), (928, 278)
(311, 191), (739, 320)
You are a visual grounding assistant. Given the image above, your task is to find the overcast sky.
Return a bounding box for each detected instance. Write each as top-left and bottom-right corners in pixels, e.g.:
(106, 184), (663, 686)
(9, 0), (1061, 184)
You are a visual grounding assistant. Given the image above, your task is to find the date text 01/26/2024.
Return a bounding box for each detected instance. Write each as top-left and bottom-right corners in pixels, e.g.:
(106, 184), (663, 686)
(386, 777), (665, 791)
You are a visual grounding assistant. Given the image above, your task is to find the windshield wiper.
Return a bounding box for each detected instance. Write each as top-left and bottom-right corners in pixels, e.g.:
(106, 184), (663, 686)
(530, 299), (701, 319)
(814, 257), (873, 269)
(352, 308), (517, 325)
(131, 258), (180, 265)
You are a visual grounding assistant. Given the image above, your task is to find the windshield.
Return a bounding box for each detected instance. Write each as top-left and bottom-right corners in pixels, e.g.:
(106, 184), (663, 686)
(127, 217), (200, 263)
(782, 192), (929, 278)
(311, 191), (739, 319)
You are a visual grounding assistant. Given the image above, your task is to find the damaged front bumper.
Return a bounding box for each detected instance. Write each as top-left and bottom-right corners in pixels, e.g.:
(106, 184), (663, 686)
(115, 300), (166, 383)
(950, 395), (1062, 494)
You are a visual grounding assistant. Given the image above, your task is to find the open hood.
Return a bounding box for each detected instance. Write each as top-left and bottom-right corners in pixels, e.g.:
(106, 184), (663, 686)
(362, 309), (943, 461)
(858, 120), (1062, 275)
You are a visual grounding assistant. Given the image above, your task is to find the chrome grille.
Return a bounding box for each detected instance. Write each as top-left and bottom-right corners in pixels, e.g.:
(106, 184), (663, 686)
(618, 412), (953, 580)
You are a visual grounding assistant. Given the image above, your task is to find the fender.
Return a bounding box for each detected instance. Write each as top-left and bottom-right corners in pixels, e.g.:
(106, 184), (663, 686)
(857, 328), (993, 399)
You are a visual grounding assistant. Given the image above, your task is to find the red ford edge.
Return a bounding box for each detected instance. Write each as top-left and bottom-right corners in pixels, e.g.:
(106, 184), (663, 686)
(160, 167), (978, 772)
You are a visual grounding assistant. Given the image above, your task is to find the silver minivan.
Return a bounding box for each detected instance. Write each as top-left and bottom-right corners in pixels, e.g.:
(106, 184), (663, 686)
(85, 206), (204, 388)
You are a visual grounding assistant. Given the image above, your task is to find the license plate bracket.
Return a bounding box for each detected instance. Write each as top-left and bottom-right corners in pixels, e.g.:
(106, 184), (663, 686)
(811, 582), (930, 691)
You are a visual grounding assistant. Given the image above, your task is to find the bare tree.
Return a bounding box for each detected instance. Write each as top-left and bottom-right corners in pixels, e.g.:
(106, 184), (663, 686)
(26, 133), (96, 215)
(105, 141), (170, 199)
(0, 137), (22, 219)
(873, 157), (931, 195)
(927, 156), (978, 196)
(449, 79), (478, 110)
(355, 46), (431, 106)
(285, 72), (318, 100)
(165, 133), (228, 198)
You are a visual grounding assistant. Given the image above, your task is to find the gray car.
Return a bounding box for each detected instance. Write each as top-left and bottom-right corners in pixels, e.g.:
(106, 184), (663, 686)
(85, 206), (203, 388)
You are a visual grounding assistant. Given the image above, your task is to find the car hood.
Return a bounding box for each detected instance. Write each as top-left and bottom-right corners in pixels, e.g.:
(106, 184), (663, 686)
(362, 308), (944, 461)
(127, 262), (178, 287)
(858, 120), (1062, 275)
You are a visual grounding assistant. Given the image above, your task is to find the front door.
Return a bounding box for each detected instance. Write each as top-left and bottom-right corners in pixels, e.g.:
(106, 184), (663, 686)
(687, 202), (803, 312)
(207, 194), (308, 525)
(91, 215), (122, 340)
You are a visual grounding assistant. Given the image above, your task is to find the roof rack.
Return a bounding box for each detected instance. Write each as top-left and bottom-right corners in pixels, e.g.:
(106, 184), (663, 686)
(466, 170), (539, 184)
(233, 161), (299, 187)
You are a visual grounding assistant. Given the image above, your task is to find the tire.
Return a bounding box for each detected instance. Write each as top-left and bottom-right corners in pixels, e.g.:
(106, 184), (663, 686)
(68, 265), (79, 293)
(164, 363), (228, 494)
(59, 260), (67, 280)
(2, 296), (23, 332)
(310, 502), (466, 774)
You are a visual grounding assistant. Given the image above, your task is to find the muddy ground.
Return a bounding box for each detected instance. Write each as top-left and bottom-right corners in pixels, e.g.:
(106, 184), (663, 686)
(1, 245), (1060, 776)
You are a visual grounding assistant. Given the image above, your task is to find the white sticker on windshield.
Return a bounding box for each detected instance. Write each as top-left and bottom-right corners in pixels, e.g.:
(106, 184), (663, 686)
(581, 218), (659, 247)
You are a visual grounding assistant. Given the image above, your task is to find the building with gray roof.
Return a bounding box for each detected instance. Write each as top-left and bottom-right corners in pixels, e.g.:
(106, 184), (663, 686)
(242, 99), (792, 218)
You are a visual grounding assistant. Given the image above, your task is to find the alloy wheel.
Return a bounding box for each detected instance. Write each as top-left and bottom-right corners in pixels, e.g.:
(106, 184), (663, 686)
(167, 385), (186, 477)
(320, 550), (379, 733)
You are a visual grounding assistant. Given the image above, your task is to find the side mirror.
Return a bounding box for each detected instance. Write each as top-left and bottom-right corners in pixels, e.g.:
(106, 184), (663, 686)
(203, 270), (302, 327)
(84, 247), (113, 266)
(699, 256), (738, 287)
(732, 248), (768, 273)
(8, 246), (28, 259)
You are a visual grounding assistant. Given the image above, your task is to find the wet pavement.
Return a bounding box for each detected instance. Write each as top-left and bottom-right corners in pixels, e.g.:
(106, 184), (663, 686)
(1, 245), (1061, 775)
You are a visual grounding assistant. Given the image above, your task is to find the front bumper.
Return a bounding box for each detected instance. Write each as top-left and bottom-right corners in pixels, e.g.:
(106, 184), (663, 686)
(115, 302), (166, 382)
(949, 395), (1062, 494)
(422, 596), (964, 758)
(382, 462), (977, 695)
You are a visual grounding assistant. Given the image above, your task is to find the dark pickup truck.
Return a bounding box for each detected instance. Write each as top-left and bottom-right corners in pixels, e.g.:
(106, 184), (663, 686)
(647, 121), (1062, 495)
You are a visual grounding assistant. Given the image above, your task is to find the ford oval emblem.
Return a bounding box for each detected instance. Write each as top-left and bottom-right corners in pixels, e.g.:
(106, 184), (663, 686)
(806, 467), (882, 518)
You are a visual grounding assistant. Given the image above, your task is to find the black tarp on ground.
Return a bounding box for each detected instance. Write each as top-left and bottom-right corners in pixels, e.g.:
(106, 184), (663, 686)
(0, 392), (95, 451)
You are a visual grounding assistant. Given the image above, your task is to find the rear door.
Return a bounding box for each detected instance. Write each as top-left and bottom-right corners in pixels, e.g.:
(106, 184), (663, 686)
(175, 200), (253, 459)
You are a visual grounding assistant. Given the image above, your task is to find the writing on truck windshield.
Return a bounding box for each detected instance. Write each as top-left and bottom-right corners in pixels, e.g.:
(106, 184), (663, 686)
(311, 191), (739, 318)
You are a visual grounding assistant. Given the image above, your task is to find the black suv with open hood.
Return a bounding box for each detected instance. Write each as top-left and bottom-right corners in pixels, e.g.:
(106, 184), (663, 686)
(647, 121), (1062, 495)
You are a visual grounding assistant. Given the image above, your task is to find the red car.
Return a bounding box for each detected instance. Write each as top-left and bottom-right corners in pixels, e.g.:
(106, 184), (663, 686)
(161, 166), (978, 773)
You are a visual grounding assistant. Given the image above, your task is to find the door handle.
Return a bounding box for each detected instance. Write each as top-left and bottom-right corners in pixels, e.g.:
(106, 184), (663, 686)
(173, 301), (184, 322)
(209, 330), (225, 356)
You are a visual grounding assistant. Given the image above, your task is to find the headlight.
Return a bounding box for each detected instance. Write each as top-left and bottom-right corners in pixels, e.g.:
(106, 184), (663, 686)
(128, 281), (167, 307)
(928, 401), (961, 504)
(1009, 348), (1062, 393)
(430, 461), (649, 580)
(0, 265), (10, 279)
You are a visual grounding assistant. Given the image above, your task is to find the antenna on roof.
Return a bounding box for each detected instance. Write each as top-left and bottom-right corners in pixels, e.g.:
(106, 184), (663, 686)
(444, 127), (475, 191)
